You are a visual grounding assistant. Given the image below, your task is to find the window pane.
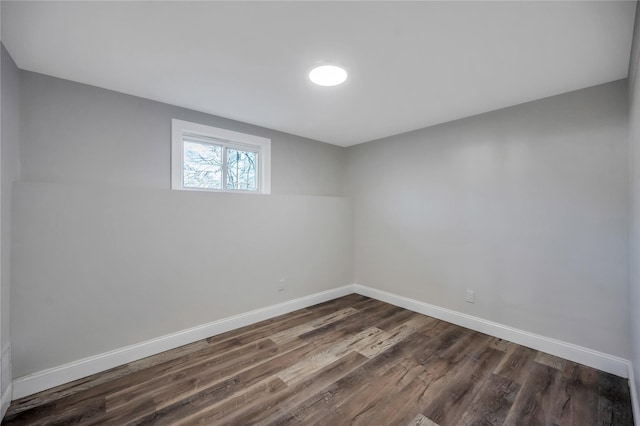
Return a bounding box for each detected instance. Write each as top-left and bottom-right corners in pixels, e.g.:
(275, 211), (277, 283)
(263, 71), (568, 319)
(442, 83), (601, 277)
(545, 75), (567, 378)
(183, 140), (223, 189)
(226, 148), (258, 191)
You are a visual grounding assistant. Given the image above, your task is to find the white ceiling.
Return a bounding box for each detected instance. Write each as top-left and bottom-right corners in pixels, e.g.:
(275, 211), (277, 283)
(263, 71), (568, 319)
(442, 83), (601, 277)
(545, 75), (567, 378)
(2, 1), (637, 147)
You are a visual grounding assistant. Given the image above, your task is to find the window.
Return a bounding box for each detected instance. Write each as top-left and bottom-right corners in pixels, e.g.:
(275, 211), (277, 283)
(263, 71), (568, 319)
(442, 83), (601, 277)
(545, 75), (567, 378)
(171, 119), (271, 193)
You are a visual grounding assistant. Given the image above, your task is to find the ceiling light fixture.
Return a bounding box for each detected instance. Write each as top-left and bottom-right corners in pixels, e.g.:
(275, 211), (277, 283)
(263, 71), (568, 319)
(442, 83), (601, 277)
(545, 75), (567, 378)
(309, 65), (348, 87)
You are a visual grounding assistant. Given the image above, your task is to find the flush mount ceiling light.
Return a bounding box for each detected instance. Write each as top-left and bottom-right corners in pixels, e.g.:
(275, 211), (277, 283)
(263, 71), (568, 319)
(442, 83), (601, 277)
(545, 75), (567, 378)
(308, 65), (348, 86)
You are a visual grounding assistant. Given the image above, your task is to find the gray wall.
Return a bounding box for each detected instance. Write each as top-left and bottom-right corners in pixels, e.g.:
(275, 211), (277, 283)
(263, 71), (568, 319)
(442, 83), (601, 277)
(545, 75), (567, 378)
(1, 44), (19, 393)
(20, 71), (346, 196)
(628, 1), (640, 412)
(12, 184), (352, 376)
(12, 72), (352, 377)
(346, 80), (631, 358)
(9, 48), (635, 382)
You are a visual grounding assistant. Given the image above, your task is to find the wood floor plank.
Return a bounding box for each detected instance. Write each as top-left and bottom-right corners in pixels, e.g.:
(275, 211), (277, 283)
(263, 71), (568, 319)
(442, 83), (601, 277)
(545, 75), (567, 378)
(357, 316), (436, 359)
(3, 295), (634, 426)
(133, 377), (287, 426)
(118, 340), (317, 425)
(503, 361), (560, 425)
(204, 310), (322, 350)
(277, 326), (385, 384)
(386, 330), (495, 425)
(3, 396), (108, 426)
(269, 308), (358, 344)
(371, 305), (416, 331)
(16, 309), (321, 420)
(146, 337), (315, 412)
(348, 362), (428, 426)
(159, 328), (390, 424)
(488, 337), (512, 353)
(407, 414), (440, 426)
(304, 294), (375, 316)
(595, 371), (634, 425)
(327, 317), (461, 425)
(381, 371), (445, 426)
(550, 361), (600, 425)
(314, 359), (422, 426)
(421, 344), (505, 426)
(114, 309), (402, 423)
(103, 338), (286, 412)
(304, 293), (365, 312)
(459, 374), (520, 426)
(535, 351), (567, 371)
(4, 339), (212, 417)
(285, 321), (481, 425)
(352, 324), (487, 426)
(202, 295), (369, 351)
(271, 329), (440, 425)
(415, 325), (474, 366)
(106, 305), (373, 416)
(204, 309), (316, 348)
(218, 351), (370, 425)
(296, 299), (399, 342)
(493, 344), (537, 386)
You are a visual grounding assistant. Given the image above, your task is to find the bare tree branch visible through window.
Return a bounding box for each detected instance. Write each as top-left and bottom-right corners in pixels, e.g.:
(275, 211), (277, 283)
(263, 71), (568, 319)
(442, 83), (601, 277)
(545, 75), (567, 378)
(183, 140), (257, 191)
(226, 149), (257, 191)
(183, 141), (223, 189)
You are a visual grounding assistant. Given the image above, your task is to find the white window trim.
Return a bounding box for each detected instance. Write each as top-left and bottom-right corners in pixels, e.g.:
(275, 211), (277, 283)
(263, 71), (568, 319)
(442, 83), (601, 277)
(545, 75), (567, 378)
(171, 119), (271, 194)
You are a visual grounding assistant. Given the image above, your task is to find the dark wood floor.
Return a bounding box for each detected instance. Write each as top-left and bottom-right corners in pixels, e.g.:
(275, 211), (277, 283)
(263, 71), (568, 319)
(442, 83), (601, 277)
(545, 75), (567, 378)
(2, 294), (634, 425)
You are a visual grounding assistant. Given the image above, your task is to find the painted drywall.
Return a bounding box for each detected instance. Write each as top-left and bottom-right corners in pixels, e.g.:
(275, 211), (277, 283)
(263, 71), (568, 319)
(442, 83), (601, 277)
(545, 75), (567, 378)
(347, 80), (631, 358)
(1, 44), (19, 395)
(12, 184), (352, 377)
(628, 0), (640, 413)
(19, 71), (345, 197)
(12, 71), (353, 378)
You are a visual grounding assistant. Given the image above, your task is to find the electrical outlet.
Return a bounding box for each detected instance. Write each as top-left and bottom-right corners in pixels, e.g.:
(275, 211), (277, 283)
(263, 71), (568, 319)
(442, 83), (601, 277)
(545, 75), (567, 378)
(278, 279), (286, 292)
(466, 289), (475, 303)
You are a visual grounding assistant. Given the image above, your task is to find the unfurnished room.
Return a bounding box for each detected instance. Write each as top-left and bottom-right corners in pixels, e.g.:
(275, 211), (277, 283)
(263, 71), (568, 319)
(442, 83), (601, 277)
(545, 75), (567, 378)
(0, 1), (639, 425)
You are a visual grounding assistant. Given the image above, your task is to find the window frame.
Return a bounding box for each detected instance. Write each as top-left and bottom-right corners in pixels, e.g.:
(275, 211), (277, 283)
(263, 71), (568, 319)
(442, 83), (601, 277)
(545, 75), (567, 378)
(171, 119), (271, 194)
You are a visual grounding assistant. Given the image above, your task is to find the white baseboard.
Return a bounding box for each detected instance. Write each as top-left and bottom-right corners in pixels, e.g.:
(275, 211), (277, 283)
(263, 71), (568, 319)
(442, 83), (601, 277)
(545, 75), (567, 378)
(352, 284), (630, 378)
(12, 285), (354, 400)
(628, 362), (639, 426)
(1, 383), (12, 420)
(1, 343), (11, 420)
